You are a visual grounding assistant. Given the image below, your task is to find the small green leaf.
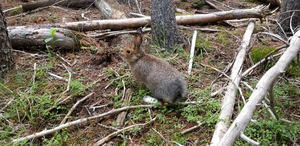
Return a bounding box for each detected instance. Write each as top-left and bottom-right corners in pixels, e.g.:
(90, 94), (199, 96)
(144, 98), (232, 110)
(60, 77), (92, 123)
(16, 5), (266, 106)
(50, 28), (57, 36)
(55, 39), (64, 42)
(45, 38), (52, 43)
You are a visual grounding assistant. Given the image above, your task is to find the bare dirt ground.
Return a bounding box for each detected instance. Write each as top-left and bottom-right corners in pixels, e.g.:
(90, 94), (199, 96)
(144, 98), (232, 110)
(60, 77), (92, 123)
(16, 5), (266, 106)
(1, 0), (300, 145)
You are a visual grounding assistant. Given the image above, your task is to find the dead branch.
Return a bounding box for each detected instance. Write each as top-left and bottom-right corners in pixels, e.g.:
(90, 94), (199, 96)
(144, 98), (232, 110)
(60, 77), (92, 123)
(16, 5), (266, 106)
(13, 104), (155, 143)
(93, 118), (156, 146)
(7, 5), (272, 31)
(218, 30), (300, 146)
(188, 30), (197, 74)
(22, 0), (94, 12)
(116, 89), (132, 128)
(210, 18), (256, 146)
(88, 28), (151, 40)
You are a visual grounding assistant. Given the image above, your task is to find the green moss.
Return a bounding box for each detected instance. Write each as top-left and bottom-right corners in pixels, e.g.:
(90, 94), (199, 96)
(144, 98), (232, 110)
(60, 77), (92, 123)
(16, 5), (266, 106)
(9, 7), (22, 15)
(251, 47), (275, 64)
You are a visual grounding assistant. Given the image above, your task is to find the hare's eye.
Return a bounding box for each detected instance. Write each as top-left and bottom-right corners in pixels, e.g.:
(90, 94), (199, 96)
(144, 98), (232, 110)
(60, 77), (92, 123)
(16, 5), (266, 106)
(127, 50), (130, 54)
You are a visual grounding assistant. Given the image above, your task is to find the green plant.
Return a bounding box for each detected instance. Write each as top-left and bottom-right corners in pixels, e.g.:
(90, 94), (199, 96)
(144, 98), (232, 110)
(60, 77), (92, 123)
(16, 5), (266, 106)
(49, 14), (58, 22)
(181, 86), (220, 124)
(69, 78), (86, 95)
(44, 28), (63, 64)
(251, 47), (275, 64)
(9, 7), (22, 15)
(236, 119), (300, 145)
(216, 32), (230, 45)
(195, 36), (211, 58)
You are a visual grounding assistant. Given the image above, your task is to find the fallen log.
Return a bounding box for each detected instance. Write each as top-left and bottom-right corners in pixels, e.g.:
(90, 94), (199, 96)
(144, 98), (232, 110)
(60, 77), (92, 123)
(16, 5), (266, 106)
(8, 27), (97, 50)
(218, 30), (300, 145)
(7, 5), (272, 31)
(22, 0), (94, 12)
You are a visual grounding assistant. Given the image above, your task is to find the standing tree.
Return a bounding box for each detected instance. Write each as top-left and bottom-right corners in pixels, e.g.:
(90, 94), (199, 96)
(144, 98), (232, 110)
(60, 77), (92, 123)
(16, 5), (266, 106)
(276, 0), (300, 36)
(0, 3), (15, 78)
(150, 0), (184, 49)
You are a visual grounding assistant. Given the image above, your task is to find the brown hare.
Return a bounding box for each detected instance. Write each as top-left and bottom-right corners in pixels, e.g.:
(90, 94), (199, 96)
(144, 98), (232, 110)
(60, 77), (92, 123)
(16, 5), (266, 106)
(121, 28), (187, 105)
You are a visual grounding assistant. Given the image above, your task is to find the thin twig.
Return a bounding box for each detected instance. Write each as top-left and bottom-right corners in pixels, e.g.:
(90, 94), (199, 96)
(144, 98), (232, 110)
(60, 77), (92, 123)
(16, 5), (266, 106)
(290, 12), (295, 35)
(32, 63), (37, 85)
(47, 72), (68, 81)
(60, 92), (94, 125)
(97, 123), (119, 131)
(93, 118), (156, 146)
(12, 49), (47, 58)
(134, 0), (142, 14)
(152, 128), (168, 142)
(89, 104), (109, 111)
(56, 54), (73, 67)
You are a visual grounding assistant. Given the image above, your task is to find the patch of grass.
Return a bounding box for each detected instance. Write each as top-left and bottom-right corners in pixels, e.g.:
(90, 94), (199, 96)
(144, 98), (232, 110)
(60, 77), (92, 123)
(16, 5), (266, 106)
(195, 35), (212, 58)
(69, 78), (86, 95)
(251, 47), (275, 64)
(49, 14), (58, 22)
(9, 7), (22, 15)
(181, 87), (220, 124)
(251, 47), (300, 77)
(236, 119), (300, 145)
(216, 31), (230, 45)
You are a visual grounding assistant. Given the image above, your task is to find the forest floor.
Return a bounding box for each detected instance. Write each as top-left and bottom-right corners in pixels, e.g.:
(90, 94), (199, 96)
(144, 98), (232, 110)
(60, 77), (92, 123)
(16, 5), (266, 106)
(1, 0), (300, 145)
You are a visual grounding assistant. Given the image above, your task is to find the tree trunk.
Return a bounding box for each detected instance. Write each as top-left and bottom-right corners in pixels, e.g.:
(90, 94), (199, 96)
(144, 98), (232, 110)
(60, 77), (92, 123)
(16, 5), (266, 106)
(276, 0), (300, 36)
(150, 0), (184, 49)
(0, 3), (14, 79)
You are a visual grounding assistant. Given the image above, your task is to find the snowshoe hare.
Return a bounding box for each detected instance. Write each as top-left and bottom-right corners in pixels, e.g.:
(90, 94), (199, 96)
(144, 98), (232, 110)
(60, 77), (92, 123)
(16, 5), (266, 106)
(121, 28), (187, 105)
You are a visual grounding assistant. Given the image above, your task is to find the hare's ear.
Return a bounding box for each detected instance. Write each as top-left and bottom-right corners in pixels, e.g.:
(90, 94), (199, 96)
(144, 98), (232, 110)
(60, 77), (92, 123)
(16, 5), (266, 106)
(134, 28), (143, 49)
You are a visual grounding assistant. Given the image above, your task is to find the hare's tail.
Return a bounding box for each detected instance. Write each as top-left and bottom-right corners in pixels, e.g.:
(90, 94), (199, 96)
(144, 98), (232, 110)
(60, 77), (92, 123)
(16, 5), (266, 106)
(173, 79), (187, 103)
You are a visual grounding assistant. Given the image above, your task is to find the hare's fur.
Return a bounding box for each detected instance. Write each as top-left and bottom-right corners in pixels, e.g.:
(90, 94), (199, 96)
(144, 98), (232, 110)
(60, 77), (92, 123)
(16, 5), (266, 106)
(121, 28), (187, 104)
